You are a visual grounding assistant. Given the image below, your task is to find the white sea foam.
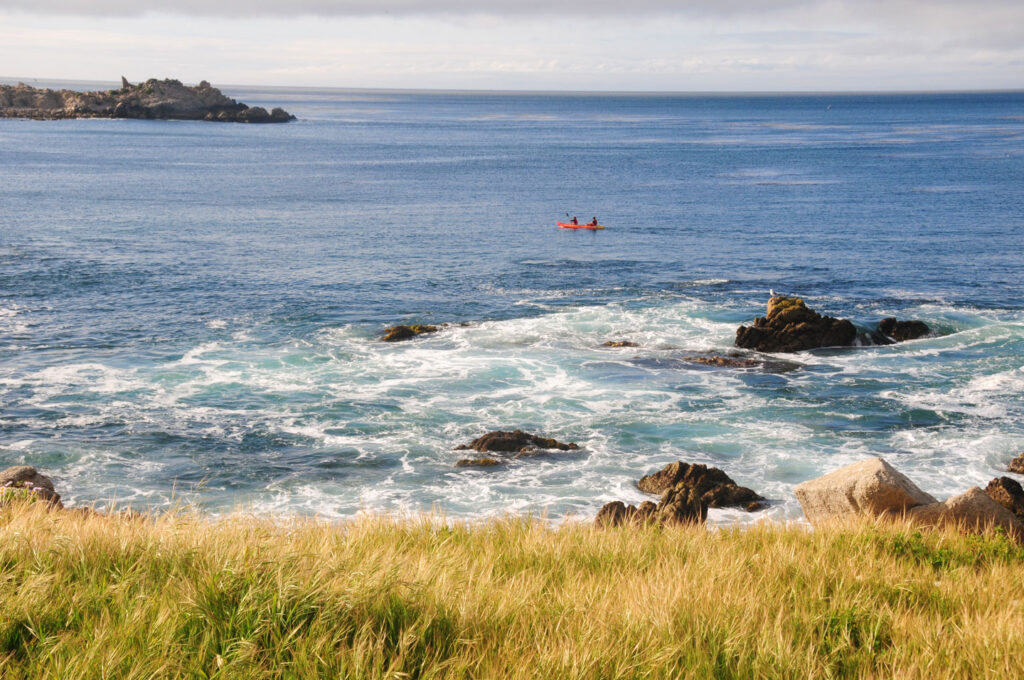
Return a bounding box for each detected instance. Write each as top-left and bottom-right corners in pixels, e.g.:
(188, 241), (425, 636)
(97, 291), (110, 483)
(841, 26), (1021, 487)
(7, 297), (1023, 527)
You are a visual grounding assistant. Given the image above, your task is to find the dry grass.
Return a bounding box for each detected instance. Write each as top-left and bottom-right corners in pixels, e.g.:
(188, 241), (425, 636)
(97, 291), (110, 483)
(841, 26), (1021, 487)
(2, 500), (1023, 679)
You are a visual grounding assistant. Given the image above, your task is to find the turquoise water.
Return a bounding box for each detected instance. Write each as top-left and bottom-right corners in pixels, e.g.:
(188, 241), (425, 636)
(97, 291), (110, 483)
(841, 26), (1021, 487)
(1, 87), (1023, 522)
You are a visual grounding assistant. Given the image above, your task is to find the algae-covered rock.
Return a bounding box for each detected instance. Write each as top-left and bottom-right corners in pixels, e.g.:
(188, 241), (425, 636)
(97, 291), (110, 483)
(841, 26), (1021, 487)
(735, 296), (857, 353)
(601, 340), (639, 348)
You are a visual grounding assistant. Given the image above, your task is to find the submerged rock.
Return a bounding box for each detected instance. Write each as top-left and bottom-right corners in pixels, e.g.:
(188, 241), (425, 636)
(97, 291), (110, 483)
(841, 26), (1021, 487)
(0, 78), (295, 123)
(877, 317), (931, 342)
(985, 477), (1024, 520)
(0, 466), (62, 507)
(683, 355), (760, 368)
(735, 296), (857, 353)
(454, 457), (501, 468)
(637, 461), (764, 510)
(601, 340), (639, 348)
(794, 458), (936, 524)
(381, 324), (438, 342)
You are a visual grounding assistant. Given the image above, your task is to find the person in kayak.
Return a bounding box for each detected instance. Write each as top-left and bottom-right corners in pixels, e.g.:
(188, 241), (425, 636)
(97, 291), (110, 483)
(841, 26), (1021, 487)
(571, 216), (578, 225)
(589, 216), (598, 226)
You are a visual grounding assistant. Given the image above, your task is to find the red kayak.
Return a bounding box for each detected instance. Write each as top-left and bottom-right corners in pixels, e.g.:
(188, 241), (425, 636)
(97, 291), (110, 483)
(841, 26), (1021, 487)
(558, 222), (605, 230)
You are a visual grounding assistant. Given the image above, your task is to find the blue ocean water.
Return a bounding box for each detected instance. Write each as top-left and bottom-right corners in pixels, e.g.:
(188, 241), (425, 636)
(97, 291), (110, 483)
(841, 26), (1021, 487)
(1, 86), (1023, 522)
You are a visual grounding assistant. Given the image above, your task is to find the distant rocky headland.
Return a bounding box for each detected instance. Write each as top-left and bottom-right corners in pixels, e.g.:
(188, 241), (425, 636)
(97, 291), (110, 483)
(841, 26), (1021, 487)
(0, 77), (295, 123)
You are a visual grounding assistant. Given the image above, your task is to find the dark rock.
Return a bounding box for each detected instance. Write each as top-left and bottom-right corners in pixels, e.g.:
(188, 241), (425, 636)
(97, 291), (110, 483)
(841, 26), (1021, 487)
(878, 317), (930, 342)
(602, 340), (639, 348)
(1008, 452), (1024, 474)
(455, 457), (501, 468)
(746, 501), (764, 512)
(735, 296), (857, 353)
(0, 466), (62, 507)
(454, 429), (579, 454)
(637, 461), (764, 510)
(595, 491), (701, 527)
(0, 78), (295, 123)
(657, 484), (707, 525)
(381, 324), (438, 342)
(269, 107), (296, 123)
(985, 477), (1024, 520)
(237, 106), (270, 123)
(595, 501), (658, 527)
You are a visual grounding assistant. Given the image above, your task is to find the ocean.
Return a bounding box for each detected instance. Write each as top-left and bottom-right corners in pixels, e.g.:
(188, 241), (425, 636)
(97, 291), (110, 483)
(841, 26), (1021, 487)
(1, 86), (1022, 523)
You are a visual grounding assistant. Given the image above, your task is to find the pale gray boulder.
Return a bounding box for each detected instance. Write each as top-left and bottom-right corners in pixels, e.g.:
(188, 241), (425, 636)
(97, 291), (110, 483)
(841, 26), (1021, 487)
(794, 457), (936, 523)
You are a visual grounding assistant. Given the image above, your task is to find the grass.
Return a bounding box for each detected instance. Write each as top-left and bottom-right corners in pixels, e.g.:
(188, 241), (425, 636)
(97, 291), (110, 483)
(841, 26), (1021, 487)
(2, 501), (1024, 679)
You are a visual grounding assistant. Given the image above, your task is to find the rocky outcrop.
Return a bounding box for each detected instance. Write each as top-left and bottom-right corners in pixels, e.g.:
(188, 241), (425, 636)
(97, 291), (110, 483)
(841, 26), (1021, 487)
(985, 477), (1024, 520)
(735, 296), (857, 353)
(794, 458), (936, 524)
(910, 487), (1023, 540)
(596, 486), (706, 528)
(0, 466), (62, 507)
(637, 461), (764, 510)
(0, 78), (295, 123)
(601, 341), (639, 348)
(1007, 452), (1024, 474)
(381, 324), (438, 342)
(877, 318), (930, 343)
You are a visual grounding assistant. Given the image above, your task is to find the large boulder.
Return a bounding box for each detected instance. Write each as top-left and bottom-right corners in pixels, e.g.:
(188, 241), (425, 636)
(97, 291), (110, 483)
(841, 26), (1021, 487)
(984, 477), (1024, 520)
(794, 458), (936, 523)
(877, 317), (930, 342)
(735, 296), (857, 353)
(910, 487), (1023, 541)
(637, 461), (764, 510)
(0, 466), (62, 507)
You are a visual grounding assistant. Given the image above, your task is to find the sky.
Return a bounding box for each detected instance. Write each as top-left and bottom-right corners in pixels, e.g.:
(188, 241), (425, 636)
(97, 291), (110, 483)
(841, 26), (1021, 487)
(1, 0), (1022, 91)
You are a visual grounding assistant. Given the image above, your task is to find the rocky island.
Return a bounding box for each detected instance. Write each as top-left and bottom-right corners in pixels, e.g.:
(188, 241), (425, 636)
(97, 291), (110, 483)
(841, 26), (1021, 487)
(0, 77), (295, 123)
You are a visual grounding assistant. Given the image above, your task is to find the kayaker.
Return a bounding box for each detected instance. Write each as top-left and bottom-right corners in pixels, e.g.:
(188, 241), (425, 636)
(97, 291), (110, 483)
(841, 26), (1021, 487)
(589, 216), (598, 226)
(571, 216), (578, 225)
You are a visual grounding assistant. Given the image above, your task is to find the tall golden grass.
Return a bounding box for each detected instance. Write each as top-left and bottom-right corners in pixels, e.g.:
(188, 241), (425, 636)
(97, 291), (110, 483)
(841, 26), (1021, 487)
(2, 500), (1023, 679)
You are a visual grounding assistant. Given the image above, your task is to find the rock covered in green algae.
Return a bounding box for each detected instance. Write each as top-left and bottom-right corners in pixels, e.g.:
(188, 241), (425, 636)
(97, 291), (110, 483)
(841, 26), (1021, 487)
(735, 295), (857, 353)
